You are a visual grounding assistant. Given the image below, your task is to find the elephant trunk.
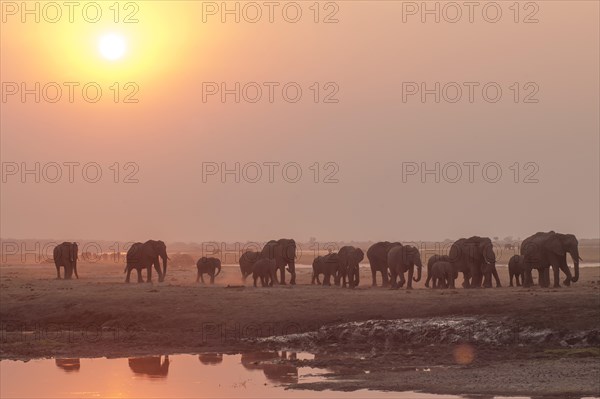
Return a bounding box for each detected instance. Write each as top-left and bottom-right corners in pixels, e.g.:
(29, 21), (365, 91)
(215, 263), (222, 277)
(161, 255), (168, 278)
(570, 251), (580, 283)
(70, 244), (76, 262)
(413, 264), (422, 282)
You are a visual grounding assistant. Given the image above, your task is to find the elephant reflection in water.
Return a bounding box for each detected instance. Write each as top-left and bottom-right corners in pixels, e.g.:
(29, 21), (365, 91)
(198, 353), (223, 365)
(55, 358), (80, 372)
(241, 351), (298, 383)
(128, 356), (170, 378)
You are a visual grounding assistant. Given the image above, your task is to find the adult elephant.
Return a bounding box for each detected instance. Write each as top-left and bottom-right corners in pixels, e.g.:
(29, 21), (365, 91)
(261, 239), (296, 285)
(312, 252), (340, 286)
(367, 241), (402, 287)
(425, 254), (450, 288)
(55, 358), (80, 372)
(196, 257), (221, 284)
(387, 244), (422, 289)
(124, 240), (168, 283)
(520, 231), (580, 288)
(449, 236), (500, 288)
(198, 353), (223, 365)
(128, 356), (170, 378)
(337, 246), (364, 288)
(239, 250), (262, 282)
(53, 242), (79, 280)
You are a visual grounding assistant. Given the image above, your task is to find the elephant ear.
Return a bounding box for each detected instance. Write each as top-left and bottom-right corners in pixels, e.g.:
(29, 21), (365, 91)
(449, 243), (461, 263)
(355, 248), (364, 262)
(545, 235), (566, 256)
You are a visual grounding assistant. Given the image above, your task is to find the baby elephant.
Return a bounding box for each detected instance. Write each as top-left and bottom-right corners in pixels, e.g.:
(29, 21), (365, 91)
(196, 257), (222, 284)
(508, 255), (525, 287)
(252, 258), (278, 287)
(430, 261), (457, 289)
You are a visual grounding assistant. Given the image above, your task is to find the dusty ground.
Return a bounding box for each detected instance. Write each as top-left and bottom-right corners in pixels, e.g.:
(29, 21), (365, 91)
(1, 262), (599, 397)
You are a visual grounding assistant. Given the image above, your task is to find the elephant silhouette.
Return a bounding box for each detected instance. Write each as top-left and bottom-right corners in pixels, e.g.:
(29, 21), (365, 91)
(55, 358), (80, 372)
(198, 353), (223, 365)
(128, 356), (170, 378)
(240, 351), (298, 384)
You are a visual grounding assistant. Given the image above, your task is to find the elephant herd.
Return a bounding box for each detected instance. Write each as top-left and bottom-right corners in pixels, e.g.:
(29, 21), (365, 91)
(51, 231), (582, 289)
(55, 352), (302, 383)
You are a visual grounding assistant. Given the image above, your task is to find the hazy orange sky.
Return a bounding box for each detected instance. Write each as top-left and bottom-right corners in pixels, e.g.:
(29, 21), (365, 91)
(1, 1), (598, 242)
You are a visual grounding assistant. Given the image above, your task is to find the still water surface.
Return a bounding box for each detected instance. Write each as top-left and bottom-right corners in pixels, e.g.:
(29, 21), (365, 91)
(0, 352), (543, 398)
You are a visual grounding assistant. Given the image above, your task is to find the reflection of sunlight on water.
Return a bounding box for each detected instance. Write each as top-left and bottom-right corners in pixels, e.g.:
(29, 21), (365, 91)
(0, 353), (543, 398)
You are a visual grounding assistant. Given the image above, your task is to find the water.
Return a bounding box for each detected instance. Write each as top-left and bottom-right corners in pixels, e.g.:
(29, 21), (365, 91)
(0, 353), (533, 399)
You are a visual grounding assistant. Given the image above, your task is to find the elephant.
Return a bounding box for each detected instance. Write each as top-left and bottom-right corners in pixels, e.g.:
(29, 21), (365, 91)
(53, 242), (79, 280)
(520, 231), (581, 288)
(449, 237), (500, 288)
(430, 261), (458, 289)
(337, 246), (364, 288)
(508, 255), (526, 287)
(238, 250), (262, 282)
(261, 239), (296, 285)
(55, 358), (80, 372)
(128, 356), (170, 378)
(387, 244), (423, 289)
(198, 353), (223, 365)
(252, 258), (278, 287)
(196, 257), (221, 284)
(241, 351), (299, 384)
(124, 240), (168, 283)
(311, 253), (340, 286)
(425, 254), (450, 288)
(366, 241), (402, 287)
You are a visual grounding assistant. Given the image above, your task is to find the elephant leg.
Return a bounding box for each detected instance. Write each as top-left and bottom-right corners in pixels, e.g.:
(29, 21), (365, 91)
(316, 273), (322, 285)
(537, 268), (548, 287)
(558, 259), (573, 286)
(289, 265), (296, 285)
(154, 261), (163, 283)
(492, 268), (501, 287)
(279, 266), (286, 285)
(125, 267), (132, 283)
(210, 273), (215, 284)
(56, 266), (62, 279)
(389, 272), (398, 289)
(462, 272), (471, 288)
(425, 265), (432, 288)
(253, 276), (258, 287)
(64, 265), (72, 280)
(137, 269), (143, 283)
(398, 272), (406, 288)
(371, 268), (377, 286)
(406, 267), (414, 289)
(200, 274), (205, 284)
(509, 273), (514, 287)
(552, 265), (561, 288)
(196, 270), (200, 283)
(449, 276), (455, 289)
(146, 265), (152, 283)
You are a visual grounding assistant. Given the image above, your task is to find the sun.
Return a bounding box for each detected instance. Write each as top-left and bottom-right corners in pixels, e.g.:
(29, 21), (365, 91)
(98, 34), (127, 61)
